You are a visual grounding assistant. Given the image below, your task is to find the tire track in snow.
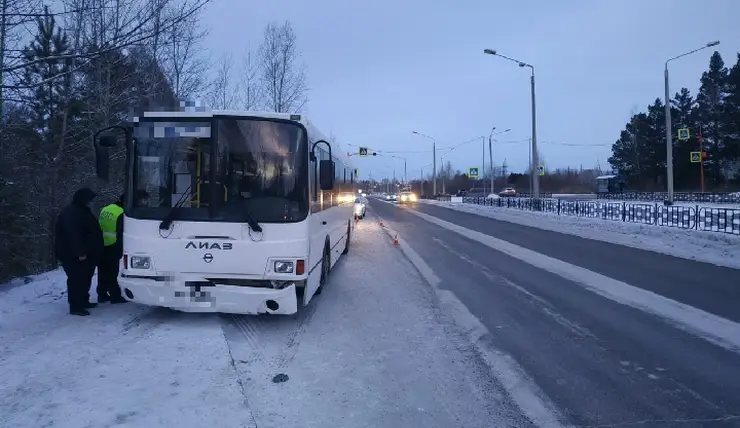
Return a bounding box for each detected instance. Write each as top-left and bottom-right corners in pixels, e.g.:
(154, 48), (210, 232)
(220, 287), (320, 370)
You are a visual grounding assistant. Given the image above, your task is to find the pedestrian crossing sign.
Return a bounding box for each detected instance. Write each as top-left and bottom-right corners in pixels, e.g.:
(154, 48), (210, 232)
(359, 147), (369, 156)
(678, 128), (690, 141)
(536, 165), (545, 176)
(468, 167), (479, 178)
(690, 152), (701, 163)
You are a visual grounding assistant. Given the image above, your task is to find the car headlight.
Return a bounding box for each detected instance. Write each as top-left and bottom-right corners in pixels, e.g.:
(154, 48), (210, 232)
(274, 261), (294, 273)
(410, 195), (417, 201)
(130, 256), (151, 269)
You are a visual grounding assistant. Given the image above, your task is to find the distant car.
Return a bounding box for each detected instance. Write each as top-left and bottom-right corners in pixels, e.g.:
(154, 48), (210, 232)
(398, 192), (417, 204)
(384, 194), (397, 202)
(498, 187), (516, 197)
(354, 197), (367, 219)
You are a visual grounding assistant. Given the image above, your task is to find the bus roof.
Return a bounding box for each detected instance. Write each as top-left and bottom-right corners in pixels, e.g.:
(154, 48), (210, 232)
(136, 110), (354, 168)
(139, 110), (304, 122)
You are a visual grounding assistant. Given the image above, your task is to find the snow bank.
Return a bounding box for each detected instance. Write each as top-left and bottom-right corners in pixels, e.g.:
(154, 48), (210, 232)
(421, 200), (740, 270)
(0, 271), (254, 428)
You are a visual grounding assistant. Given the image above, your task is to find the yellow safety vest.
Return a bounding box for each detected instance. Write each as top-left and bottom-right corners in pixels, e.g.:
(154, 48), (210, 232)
(99, 204), (124, 246)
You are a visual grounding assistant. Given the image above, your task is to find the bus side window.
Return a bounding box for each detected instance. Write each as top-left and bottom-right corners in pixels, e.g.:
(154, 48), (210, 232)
(310, 152), (318, 202)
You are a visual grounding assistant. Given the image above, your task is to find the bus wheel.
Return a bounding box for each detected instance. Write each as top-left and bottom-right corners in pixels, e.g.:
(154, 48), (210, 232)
(316, 245), (330, 295)
(342, 221), (351, 255)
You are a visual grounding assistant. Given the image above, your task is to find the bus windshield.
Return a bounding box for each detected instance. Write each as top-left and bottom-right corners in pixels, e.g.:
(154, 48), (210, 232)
(129, 117), (309, 223)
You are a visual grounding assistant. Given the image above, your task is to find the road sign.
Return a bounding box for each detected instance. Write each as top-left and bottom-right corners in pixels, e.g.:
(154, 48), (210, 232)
(468, 167), (479, 178)
(678, 128), (690, 141)
(690, 151), (701, 163)
(536, 165), (545, 176)
(359, 147), (368, 156)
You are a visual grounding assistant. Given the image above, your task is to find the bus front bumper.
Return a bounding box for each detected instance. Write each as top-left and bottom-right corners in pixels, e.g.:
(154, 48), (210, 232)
(118, 276), (298, 315)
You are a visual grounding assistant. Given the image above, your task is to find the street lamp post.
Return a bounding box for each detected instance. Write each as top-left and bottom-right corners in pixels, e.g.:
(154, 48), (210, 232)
(664, 40), (720, 204)
(413, 131), (437, 194)
(488, 127), (511, 194)
(393, 156), (407, 186)
(484, 49), (540, 198)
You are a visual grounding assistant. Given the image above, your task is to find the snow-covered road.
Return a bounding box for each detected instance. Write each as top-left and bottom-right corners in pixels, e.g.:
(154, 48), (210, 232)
(1, 216), (537, 428)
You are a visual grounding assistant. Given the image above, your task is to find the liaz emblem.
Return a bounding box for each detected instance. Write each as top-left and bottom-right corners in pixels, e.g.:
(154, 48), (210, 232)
(185, 241), (233, 250)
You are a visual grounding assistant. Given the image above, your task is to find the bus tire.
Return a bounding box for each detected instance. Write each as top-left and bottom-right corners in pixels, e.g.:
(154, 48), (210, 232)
(316, 242), (330, 295)
(342, 221), (351, 255)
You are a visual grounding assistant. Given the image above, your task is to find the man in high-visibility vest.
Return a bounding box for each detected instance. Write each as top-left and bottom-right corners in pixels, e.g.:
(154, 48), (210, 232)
(97, 195), (127, 304)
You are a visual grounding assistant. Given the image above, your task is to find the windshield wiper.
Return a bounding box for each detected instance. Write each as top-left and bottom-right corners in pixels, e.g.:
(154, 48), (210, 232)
(241, 205), (263, 233)
(159, 182), (196, 230)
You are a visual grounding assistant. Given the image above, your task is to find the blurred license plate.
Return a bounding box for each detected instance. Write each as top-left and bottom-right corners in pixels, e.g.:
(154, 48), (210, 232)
(176, 281), (214, 302)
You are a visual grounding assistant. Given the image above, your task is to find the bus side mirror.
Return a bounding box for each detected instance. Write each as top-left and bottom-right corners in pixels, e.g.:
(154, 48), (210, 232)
(95, 145), (110, 180)
(319, 160), (334, 190)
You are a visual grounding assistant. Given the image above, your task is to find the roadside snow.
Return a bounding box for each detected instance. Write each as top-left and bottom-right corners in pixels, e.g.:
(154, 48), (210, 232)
(220, 215), (538, 428)
(421, 200), (740, 270)
(0, 270), (255, 428)
(583, 199), (740, 209)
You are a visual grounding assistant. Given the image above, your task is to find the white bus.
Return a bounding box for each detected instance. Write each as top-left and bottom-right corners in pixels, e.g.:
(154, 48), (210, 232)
(93, 110), (356, 315)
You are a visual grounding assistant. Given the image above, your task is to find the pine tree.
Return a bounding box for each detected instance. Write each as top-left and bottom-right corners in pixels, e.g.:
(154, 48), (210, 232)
(19, 8), (78, 151)
(671, 88), (699, 189)
(722, 54), (740, 183)
(694, 51), (729, 186)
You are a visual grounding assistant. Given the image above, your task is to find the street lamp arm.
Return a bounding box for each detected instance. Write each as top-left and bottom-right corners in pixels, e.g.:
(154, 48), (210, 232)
(483, 48), (533, 69)
(412, 131), (435, 142)
(666, 41), (720, 66)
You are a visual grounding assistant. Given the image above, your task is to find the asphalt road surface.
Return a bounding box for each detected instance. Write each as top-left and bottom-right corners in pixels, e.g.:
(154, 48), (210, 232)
(370, 198), (740, 428)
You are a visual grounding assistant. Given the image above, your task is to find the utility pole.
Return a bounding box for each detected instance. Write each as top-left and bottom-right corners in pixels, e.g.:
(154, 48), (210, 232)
(481, 136), (486, 194)
(488, 135), (494, 194)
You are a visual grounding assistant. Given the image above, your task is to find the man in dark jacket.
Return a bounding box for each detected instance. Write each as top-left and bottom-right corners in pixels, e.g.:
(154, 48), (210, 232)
(97, 194), (127, 304)
(55, 187), (104, 316)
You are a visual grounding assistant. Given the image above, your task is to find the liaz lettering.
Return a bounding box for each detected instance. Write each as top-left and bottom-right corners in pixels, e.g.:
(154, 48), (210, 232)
(185, 241), (233, 250)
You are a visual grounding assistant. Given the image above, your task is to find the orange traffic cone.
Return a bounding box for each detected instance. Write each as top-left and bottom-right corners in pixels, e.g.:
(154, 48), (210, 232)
(393, 233), (400, 246)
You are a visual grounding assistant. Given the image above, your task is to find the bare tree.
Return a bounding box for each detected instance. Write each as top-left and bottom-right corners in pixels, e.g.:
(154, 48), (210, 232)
(160, 2), (209, 101)
(207, 52), (238, 110)
(257, 21), (307, 113)
(1, 0), (45, 113)
(1, 0), (212, 90)
(239, 47), (260, 110)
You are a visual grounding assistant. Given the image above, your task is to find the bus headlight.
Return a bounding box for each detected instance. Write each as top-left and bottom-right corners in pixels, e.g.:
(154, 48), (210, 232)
(130, 256), (151, 269)
(274, 261), (294, 273)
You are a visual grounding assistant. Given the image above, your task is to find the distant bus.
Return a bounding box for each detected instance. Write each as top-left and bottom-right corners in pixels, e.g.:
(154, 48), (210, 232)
(93, 110), (355, 315)
(596, 174), (625, 194)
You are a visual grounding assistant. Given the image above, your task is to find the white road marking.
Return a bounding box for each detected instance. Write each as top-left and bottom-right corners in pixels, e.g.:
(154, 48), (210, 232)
(373, 211), (570, 428)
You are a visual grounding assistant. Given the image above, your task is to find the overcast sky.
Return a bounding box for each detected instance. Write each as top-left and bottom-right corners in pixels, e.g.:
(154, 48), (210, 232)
(201, 0), (739, 180)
